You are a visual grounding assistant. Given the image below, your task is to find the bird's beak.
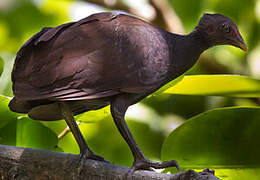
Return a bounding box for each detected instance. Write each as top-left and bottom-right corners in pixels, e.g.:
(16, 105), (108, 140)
(236, 37), (248, 51)
(231, 29), (248, 51)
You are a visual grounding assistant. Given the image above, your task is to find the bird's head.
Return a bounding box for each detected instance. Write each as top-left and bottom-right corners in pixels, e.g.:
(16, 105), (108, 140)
(195, 13), (248, 51)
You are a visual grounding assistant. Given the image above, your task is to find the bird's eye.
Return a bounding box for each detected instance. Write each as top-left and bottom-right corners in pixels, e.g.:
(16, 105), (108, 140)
(222, 23), (230, 33)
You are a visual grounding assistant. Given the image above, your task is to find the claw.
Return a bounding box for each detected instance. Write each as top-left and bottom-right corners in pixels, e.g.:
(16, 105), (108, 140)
(79, 151), (110, 166)
(199, 168), (215, 175)
(80, 152), (106, 161)
(126, 158), (180, 177)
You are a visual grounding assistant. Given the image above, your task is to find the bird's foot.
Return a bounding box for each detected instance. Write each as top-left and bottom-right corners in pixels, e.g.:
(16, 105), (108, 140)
(127, 158), (180, 176)
(199, 168), (215, 175)
(79, 150), (109, 164)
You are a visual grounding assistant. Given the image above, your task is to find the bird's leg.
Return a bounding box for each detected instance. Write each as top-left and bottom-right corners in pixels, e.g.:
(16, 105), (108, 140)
(58, 101), (106, 162)
(110, 94), (180, 174)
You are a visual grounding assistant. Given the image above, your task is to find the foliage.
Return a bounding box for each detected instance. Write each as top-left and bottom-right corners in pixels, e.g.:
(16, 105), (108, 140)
(0, 57), (4, 77)
(164, 75), (260, 97)
(0, 0), (259, 180)
(162, 107), (260, 179)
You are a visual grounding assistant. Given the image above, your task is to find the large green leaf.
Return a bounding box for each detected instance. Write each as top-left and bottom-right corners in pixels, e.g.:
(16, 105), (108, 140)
(0, 96), (59, 150)
(0, 95), (18, 146)
(0, 56), (14, 97)
(0, 57), (4, 77)
(0, 95), (19, 129)
(16, 117), (58, 151)
(0, 119), (17, 146)
(161, 107), (260, 179)
(40, 120), (67, 136)
(151, 75), (184, 96)
(75, 106), (110, 123)
(164, 75), (260, 97)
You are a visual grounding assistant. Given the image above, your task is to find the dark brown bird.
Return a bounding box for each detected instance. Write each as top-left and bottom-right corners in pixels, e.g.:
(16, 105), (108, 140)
(9, 12), (247, 173)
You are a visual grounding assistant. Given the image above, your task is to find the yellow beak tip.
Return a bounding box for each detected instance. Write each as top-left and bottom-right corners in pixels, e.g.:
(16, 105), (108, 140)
(239, 42), (248, 52)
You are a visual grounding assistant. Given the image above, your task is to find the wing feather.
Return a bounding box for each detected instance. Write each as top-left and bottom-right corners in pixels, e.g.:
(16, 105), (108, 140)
(12, 12), (169, 102)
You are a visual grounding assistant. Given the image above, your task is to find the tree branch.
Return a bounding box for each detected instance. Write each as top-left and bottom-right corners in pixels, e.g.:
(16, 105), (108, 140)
(0, 145), (221, 179)
(149, 0), (184, 33)
(82, 0), (129, 12)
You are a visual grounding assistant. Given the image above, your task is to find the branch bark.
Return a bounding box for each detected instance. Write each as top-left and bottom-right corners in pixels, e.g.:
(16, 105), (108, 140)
(0, 145), (221, 180)
(149, 0), (184, 33)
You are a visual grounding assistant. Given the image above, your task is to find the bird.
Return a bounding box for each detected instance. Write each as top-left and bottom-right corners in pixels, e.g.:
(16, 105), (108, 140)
(9, 12), (247, 173)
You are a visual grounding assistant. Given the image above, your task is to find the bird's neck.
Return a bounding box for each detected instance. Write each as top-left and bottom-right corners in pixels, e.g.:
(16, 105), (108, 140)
(187, 29), (211, 51)
(166, 29), (211, 79)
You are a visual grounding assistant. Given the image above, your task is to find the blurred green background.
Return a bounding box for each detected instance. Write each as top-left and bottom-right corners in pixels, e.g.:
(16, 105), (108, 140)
(0, 0), (260, 179)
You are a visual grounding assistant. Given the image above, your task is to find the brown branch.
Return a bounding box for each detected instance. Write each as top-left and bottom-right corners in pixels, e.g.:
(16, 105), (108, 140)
(58, 126), (70, 140)
(81, 0), (157, 22)
(82, 0), (185, 33)
(0, 145), (221, 179)
(150, 0), (185, 33)
(82, 0), (129, 12)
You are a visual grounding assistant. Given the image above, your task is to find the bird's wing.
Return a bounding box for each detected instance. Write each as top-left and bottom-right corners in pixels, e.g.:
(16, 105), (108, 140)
(12, 12), (170, 101)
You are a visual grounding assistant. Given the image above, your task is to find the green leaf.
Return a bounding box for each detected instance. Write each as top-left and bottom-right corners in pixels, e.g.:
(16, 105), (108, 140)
(164, 75), (260, 97)
(75, 106), (111, 123)
(0, 95), (19, 129)
(0, 56), (14, 97)
(161, 107), (260, 179)
(0, 119), (17, 146)
(16, 117), (58, 151)
(40, 120), (67, 136)
(151, 75), (184, 96)
(0, 57), (4, 77)
(58, 127), (79, 154)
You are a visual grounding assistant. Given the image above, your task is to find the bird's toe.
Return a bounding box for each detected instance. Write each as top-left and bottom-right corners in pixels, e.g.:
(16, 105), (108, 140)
(127, 158), (180, 177)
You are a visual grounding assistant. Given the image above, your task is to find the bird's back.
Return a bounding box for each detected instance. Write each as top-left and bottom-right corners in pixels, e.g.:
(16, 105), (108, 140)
(10, 12), (171, 120)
